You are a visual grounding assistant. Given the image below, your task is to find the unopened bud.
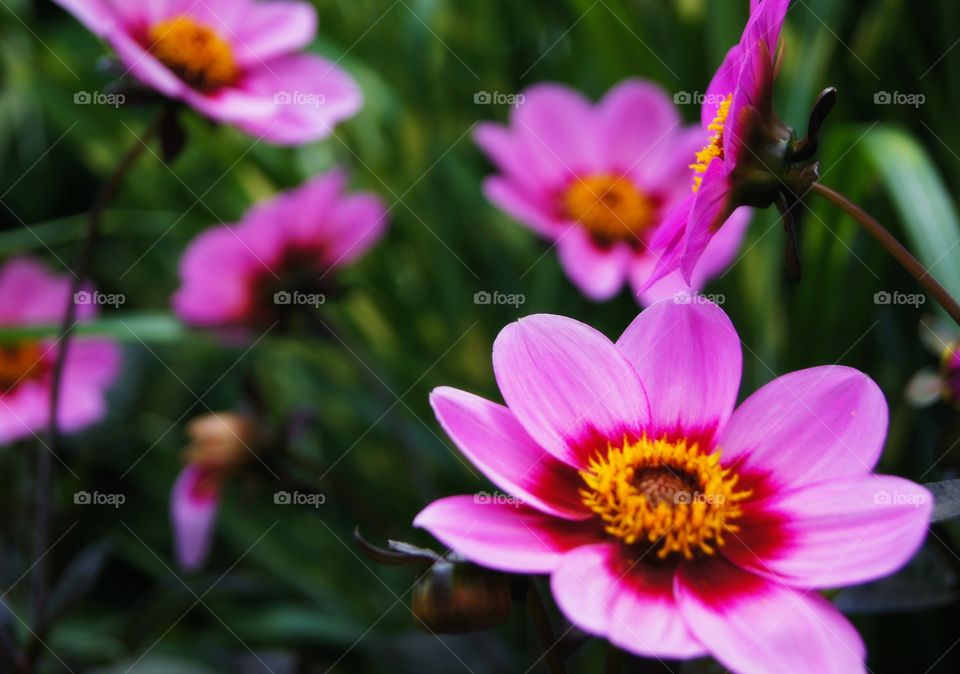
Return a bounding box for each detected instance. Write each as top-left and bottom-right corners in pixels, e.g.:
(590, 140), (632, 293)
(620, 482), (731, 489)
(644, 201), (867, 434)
(411, 561), (512, 634)
(183, 412), (258, 472)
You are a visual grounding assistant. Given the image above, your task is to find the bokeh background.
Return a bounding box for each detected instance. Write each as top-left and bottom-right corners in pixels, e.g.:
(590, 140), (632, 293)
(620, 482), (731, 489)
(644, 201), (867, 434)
(2, 0), (960, 671)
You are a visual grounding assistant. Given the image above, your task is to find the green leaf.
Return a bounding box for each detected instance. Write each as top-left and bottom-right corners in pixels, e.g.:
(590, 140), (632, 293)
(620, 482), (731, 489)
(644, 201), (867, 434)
(860, 127), (960, 308)
(0, 312), (190, 343)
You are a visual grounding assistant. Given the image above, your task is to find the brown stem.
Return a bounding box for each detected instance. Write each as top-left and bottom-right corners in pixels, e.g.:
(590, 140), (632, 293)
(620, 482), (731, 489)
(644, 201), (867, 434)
(28, 113), (163, 656)
(526, 580), (567, 674)
(812, 182), (960, 326)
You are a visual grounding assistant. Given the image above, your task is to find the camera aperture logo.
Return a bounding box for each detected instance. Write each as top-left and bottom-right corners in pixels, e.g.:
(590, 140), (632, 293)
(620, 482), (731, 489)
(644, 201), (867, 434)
(474, 91), (525, 108)
(74, 91), (126, 108)
(474, 290), (525, 308)
(673, 291), (725, 306)
(873, 490), (927, 509)
(74, 290), (125, 308)
(74, 490), (126, 508)
(673, 91), (728, 106)
(874, 290), (925, 308)
(474, 491), (524, 508)
(874, 91), (925, 109)
(274, 290), (326, 308)
(274, 490), (326, 508)
(274, 91), (326, 108)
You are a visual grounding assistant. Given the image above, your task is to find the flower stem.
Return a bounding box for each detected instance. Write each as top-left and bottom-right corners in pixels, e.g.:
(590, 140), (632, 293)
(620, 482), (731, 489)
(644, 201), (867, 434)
(526, 579), (567, 674)
(29, 113), (162, 651)
(812, 182), (960, 325)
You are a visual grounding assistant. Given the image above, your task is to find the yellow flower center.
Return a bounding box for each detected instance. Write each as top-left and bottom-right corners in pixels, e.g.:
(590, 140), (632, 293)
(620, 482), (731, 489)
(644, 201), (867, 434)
(690, 94), (733, 193)
(148, 16), (238, 91)
(0, 341), (46, 393)
(563, 174), (656, 243)
(579, 435), (751, 560)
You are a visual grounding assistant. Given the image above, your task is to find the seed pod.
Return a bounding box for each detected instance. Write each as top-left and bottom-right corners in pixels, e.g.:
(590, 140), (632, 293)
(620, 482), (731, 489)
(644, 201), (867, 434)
(411, 560), (512, 634)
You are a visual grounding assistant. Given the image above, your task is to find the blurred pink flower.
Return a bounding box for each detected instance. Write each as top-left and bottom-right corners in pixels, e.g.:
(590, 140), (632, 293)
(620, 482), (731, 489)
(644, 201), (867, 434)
(53, 0), (362, 145)
(171, 412), (257, 571)
(474, 80), (749, 304)
(415, 299), (930, 673)
(650, 0), (790, 284)
(173, 170), (387, 328)
(0, 257), (121, 444)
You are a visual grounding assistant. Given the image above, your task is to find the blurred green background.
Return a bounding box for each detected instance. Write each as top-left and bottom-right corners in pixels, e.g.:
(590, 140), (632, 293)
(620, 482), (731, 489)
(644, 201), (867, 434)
(2, 0), (960, 671)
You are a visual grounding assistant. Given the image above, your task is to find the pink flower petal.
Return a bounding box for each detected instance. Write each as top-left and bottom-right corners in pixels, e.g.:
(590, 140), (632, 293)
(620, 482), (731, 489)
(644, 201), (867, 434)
(323, 193), (389, 267)
(725, 475), (932, 589)
(231, 1), (317, 66)
(632, 206), (750, 306)
(551, 543), (706, 659)
(474, 123), (550, 197)
(232, 54), (362, 145)
(718, 366), (888, 491)
(555, 227), (631, 301)
(413, 496), (599, 573)
(481, 176), (560, 237)
(596, 80), (681, 178)
(492, 314), (651, 468)
(512, 84), (600, 179)
(52, 0), (115, 34)
(0, 257), (78, 324)
(616, 298), (741, 445)
(430, 387), (590, 520)
(680, 160), (735, 283)
(676, 559), (866, 674)
(58, 339), (122, 433)
(171, 465), (220, 572)
(702, 44), (742, 128)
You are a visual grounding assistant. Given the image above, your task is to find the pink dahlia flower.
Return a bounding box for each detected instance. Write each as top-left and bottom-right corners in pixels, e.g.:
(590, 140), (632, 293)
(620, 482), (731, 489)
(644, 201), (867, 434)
(415, 299), (931, 673)
(474, 80), (750, 304)
(53, 0), (362, 145)
(0, 257), (121, 443)
(650, 0), (789, 284)
(173, 169), (388, 328)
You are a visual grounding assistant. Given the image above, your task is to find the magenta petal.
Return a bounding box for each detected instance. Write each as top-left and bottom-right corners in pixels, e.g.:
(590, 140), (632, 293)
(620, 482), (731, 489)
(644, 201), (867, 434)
(482, 177), (560, 236)
(430, 387), (590, 520)
(493, 314), (651, 468)
(413, 496), (598, 573)
(52, 0), (115, 35)
(701, 44), (742, 128)
(719, 366), (888, 490)
(726, 475), (932, 589)
(596, 80), (680, 176)
(512, 83), (601, 177)
(551, 544), (706, 659)
(170, 465), (220, 572)
(616, 298), (741, 445)
(681, 161), (734, 283)
(556, 228), (631, 301)
(231, 1), (317, 66)
(676, 560), (866, 674)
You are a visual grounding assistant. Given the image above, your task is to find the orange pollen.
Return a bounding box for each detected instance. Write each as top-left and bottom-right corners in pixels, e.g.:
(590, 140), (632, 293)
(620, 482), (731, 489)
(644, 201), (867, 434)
(563, 174), (655, 243)
(148, 16), (238, 91)
(0, 341), (47, 393)
(579, 435), (752, 560)
(690, 93), (733, 193)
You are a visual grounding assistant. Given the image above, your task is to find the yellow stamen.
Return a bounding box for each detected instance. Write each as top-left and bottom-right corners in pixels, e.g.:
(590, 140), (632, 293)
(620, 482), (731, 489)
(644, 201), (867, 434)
(563, 174), (655, 243)
(579, 435), (751, 560)
(690, 94), (733, 193)
(0, 342), (46, 393)
(148, 16), (238, 91)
